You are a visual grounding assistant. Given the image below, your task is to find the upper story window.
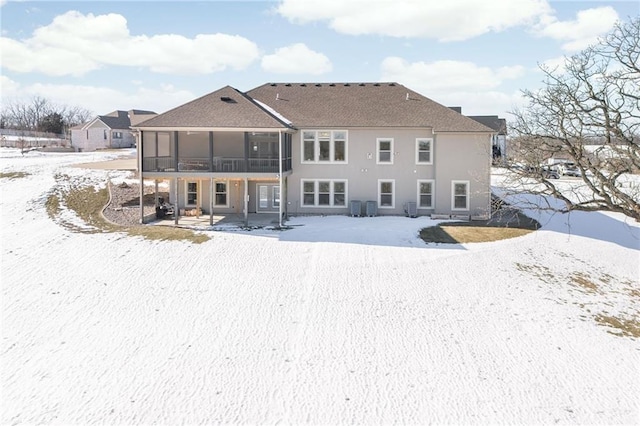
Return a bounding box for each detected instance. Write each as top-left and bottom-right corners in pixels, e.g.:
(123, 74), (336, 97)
(416, 138), (433, 164)
(302, 130), (347, 163)
(377, 138), (394, 164)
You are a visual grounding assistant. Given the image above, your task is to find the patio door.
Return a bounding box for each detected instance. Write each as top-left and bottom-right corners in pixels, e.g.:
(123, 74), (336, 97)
(256, 184), (280, 212)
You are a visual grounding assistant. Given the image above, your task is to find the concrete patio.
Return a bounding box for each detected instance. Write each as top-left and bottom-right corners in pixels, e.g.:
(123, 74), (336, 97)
(149, 213), (283, 228)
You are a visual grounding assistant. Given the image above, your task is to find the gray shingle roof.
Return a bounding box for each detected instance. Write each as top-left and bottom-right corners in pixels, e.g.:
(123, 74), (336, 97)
(134, 86), (292, 129)
(468, 116), (507, 134)
(247, 83), (494, 132)
(98, 110), (131, 129)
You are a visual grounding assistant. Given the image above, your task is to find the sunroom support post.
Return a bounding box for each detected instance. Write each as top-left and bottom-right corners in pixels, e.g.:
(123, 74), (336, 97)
(244, 177), (249, 226)
(208, 132), (214, 172)
(174, 131), (179, 171)
(209, 177), (214, 226)
(243, 132), (249, 172)
(174, 177), (179, 225)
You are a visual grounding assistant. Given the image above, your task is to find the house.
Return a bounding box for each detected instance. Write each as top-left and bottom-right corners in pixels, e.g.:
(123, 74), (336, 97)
(71, 109), (157, 151)
(133, 83), (494, 225)
(467, 114), (507, 163)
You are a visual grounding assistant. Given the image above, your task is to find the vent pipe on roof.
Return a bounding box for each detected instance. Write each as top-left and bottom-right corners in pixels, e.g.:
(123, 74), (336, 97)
(276, 93), (280, 101)
(406, 93), (409, 101)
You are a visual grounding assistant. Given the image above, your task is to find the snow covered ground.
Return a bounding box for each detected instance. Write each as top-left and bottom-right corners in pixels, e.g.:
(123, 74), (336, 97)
(1, 148), (639, 424)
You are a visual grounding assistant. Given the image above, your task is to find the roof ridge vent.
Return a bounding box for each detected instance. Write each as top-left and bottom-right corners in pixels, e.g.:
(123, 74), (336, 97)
(373, 83), (380, 86)
(344, 83), (350, 86)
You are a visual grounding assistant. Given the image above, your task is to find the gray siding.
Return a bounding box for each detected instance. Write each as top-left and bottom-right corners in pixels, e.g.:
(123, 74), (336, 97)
(286, 128), (491, 217)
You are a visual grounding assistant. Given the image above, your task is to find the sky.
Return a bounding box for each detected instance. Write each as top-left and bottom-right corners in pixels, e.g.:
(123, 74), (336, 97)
(1, 0), (638, 118)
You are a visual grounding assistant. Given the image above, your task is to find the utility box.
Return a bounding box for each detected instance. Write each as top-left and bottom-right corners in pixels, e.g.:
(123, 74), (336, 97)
(405, 202), (417, 218)
(350, 200), (362, 217)
(366, 200), (378, 217)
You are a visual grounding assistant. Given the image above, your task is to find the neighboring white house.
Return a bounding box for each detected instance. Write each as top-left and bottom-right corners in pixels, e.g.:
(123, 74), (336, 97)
(71, 110), (156, 152)
(133, 83), (495, 225)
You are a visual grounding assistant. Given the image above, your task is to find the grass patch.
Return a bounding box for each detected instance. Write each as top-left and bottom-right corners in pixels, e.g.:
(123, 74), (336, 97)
(595, 314), (640, 338)
(420, 222), (536, 244)
(48, 181), (209, 244)
(0, 171), (30, 180)
(45, 194), (61, 218)
(570, 272), (600, 293)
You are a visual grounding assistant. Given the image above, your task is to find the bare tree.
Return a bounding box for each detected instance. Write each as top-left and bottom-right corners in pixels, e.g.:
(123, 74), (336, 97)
(1, 96), (93, 135)
(507, 17), (640, 221)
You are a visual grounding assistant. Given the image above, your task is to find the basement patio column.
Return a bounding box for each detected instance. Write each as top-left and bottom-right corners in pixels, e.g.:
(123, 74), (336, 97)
(209, 177), (214, 226)
(174, 177), (179, 225)
(139, 172), (144, 224)
(244, 177), (249, 226)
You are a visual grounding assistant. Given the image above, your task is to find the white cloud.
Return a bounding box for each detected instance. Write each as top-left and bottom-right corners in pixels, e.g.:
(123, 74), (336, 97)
(261, 43), (332, 75)
(0, 11), (260, 76)
(276, 0), (552, 41)
(0, 76), (195, 116)
(535, 7), (619, 52)
(381, 57), (524, 92)
(380, 57), (526, 115)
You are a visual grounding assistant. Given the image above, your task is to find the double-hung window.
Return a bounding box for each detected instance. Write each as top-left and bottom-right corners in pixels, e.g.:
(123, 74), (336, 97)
(452, 181), (469, 210)
(214, 181), (228, 207)
(113, 131), (123, 139)
(417, 180), (435, 208)
(378, 180), (395, 208)
(301, 131), (348, 163)
(301, 179), (347, 207)
(416, 138), (433, 164)
(377, 138), (394, 164)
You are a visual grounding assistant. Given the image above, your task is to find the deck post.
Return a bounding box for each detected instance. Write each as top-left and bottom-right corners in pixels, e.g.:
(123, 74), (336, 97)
(154, 179), (159, 207)
(139, 172), (144, 224)
(209, 177), (214, 226)
(174, 177), (179, 225)
(244, 177), (249, 226)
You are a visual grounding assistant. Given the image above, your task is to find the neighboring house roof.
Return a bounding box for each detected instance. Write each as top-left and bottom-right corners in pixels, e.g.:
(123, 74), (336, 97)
(247, 82), (494, 132)
(134, 86), (293, 130)
(129, 110), (158, 126)
(79, 109), (158, 130)
(468, 115), (507, 134)
(98, 110), (132, 130)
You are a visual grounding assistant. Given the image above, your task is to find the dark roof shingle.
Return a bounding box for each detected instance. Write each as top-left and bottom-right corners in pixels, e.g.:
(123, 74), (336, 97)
(247, 82), (494, 132)
(134, 86), (291, 129)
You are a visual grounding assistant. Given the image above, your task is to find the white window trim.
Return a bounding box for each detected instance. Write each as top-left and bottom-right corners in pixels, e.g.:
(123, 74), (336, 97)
(214, 180), (229, 207)
(415, 138), (433, 165)
(184, 180), (199, 207)
(417, 179), (435, 209)
(300, 130), (348, 164)
(451, 180), (470, 211)
(300, 179), (348, 208)
(376, 138), (394, 165)
(378, 179), (395, 209)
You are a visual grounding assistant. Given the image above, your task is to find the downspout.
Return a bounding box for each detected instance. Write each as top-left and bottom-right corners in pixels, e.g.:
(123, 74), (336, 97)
(278, 130), (283, 227)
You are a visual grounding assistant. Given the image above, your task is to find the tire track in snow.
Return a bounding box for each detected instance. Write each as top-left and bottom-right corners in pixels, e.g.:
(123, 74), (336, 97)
(274, 243), (319, 425)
